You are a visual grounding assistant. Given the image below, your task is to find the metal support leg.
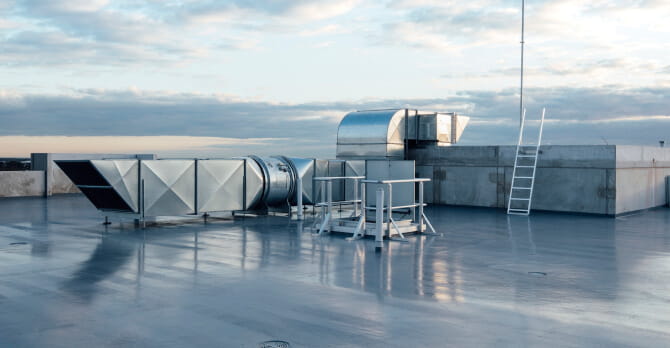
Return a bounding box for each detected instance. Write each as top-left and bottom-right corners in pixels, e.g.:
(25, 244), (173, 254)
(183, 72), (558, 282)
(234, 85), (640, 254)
(422, 212), (437, 234)
(353, 178), (358, 218)
(360, 182), (366, 231)
(419, 181), (424, 233)
(347, 215), (365, 241)
(321, 180), (326, 224)
(297, 176), (304, 221)
(327, 181), (332, 229)
(317, 212), (331, 235)
(375, 188), (384, 252)
(387, 183), (392, 238)
(389, 217), (407, 241)
(348, 181), (366, 241)
(141, 179), (146, 229)
(316, 180), (333, 235)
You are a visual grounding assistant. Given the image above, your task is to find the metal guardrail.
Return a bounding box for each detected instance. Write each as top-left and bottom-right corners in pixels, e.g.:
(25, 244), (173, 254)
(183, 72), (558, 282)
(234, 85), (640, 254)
(361, 178), (435, 244)
(311, 176), (365, 234)
(312, 176), (436, 248)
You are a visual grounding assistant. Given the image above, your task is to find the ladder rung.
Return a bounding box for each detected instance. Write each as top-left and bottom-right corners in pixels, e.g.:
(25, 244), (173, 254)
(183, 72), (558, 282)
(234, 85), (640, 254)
(511, 187), (531, 190)
(517, 155), (536, 158)
(519, 145), (538, 147)
(515, 165), (534, 168)
(514, 176), (533, 179)
(508, 208), (529, 212)
(510, 198), (530, 201)
(507, 211), (529, 215)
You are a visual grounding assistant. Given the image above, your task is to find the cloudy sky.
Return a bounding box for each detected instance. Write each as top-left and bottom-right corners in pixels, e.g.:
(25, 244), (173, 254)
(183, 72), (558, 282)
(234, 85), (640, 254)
(1, 0), (669, 157)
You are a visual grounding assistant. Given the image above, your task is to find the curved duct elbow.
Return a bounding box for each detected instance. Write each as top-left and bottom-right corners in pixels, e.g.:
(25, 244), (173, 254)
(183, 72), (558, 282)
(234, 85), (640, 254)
(336, 109), (407, 160)
(336, 108), (469, 160)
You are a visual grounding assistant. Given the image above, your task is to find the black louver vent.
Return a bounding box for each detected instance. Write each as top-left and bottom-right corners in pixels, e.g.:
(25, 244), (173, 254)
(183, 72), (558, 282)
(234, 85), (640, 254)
(55, 160), (134, 212)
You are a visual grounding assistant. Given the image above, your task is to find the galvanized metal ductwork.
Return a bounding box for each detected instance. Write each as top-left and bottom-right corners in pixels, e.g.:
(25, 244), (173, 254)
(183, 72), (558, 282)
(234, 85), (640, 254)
(55, 108), (457, 219)
(248, 156), (294, 207)
(55, 156), (319, 216)
(336, 109), (469, 160)
(246, 155), (315, 208)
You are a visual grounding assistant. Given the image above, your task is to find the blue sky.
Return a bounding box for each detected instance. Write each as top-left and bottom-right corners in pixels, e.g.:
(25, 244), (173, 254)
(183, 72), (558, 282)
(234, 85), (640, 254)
(1, 0), (669, 157)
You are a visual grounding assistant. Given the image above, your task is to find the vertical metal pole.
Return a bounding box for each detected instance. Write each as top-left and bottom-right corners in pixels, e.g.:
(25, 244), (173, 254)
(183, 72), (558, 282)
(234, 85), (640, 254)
(361, 182), (366, 231)
(137, 159), (142, 214)
(404, 109), (409, 160)
(327, 181), (333, 228)
(242, 159), (247, 211)
(141, 179), (146, 229)
(519, 0), (525, 129)
(296, 176), (304, 221)
(194, 159), (198, 215)
(387, 183), (392, 238)
(320, 180), (326, 220)
(375, 188), (384, 251)
(353, 178), (358, 217)
(320, 181), (326, 204)
(419, 181), (424, 233)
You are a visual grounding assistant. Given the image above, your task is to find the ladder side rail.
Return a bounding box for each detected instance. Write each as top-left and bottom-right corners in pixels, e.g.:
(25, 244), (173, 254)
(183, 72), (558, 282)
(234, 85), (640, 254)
(527, 108), (546, 213)
(508, 108), (527, 214)
(536, 107), (546, 148)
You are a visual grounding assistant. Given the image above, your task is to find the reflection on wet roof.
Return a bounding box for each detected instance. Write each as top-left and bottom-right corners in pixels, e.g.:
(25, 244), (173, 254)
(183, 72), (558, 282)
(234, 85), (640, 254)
(0, 195), (669, 347)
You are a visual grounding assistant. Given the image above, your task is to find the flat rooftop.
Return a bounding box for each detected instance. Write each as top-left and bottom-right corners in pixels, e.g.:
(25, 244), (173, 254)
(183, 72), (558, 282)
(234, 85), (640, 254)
(1, 195), (669, 347)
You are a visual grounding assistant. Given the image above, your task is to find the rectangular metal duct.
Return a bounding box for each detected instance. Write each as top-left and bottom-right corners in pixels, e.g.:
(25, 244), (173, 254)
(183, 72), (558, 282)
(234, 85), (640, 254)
(344, 160), (365, 201)
(284, 157), (315, 206)
(365, 160), (415, 208)
(328, 160), (345, 202)
(58, 158), (265, 216)
(141, 160), (196, 216)
(196, 159), (245, 213)
(313, 159), (329, 204)
(91, 159), (140, 212)
(244, 158), (265, 210)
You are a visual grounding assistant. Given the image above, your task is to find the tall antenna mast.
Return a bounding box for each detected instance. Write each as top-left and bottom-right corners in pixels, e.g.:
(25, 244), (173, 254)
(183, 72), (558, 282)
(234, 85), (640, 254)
(519, 0), (525, 128)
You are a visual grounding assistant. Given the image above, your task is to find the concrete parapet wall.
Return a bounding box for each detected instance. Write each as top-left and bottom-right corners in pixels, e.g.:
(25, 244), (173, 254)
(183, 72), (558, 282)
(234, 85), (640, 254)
(615, 146), (670, 214)
(0, 171), (45, 197)
(411, 145), (667, 215)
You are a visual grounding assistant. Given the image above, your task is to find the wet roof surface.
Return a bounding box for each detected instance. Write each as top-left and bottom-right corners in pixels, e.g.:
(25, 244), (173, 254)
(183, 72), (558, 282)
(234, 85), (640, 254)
(0, 194), (669, 347)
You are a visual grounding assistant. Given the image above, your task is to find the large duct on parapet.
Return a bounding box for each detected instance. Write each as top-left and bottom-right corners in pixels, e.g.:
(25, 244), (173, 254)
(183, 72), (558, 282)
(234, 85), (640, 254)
(336, 109), (469, 160)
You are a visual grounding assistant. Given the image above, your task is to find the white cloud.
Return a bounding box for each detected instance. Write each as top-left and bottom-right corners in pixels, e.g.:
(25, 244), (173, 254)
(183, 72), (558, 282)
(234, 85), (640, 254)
(299, 24), (343, 37)
(0, 0), (668, 111)
(379, 0), (670, 90)
(288, 0), (361, 21)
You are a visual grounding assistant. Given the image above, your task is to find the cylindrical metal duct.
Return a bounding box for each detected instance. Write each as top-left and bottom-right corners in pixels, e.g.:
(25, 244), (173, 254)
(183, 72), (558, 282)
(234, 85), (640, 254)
(248, 156), (295, 207)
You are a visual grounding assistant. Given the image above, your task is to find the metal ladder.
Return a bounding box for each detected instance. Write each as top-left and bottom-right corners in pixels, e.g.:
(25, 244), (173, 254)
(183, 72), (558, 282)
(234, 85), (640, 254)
(507, 108), (545, 215)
